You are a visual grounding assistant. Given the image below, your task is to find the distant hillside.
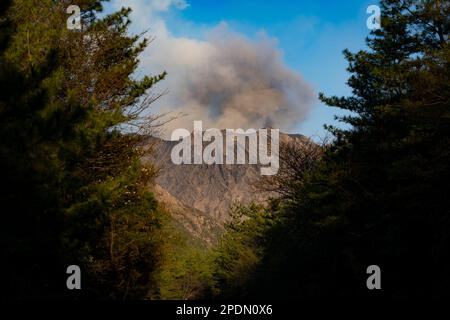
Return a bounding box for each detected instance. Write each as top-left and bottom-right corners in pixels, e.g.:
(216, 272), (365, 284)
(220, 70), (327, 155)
(142, 131), (307, 244)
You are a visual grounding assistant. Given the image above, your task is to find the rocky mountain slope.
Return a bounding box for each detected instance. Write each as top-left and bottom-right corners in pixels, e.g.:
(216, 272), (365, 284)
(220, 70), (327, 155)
(142, 132), (306, 244)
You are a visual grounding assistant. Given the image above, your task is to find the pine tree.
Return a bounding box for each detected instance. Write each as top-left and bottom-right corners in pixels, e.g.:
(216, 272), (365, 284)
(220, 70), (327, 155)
(212, 0), (450, 299)
(316, 0), (450, 297)
(1, 0), (167, 299)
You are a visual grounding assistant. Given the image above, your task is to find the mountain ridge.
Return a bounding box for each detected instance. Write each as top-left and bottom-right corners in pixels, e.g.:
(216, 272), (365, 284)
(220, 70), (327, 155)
(142, 132), (307, 244)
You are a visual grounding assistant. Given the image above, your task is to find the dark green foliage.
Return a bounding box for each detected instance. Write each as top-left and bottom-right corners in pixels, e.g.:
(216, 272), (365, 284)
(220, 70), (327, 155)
(211, 203), (280, 299)
(213, 0), (450, 299)
(153, 230), (215, 300)
(0, 0), (166, 299)
(3, 0), (450, 300)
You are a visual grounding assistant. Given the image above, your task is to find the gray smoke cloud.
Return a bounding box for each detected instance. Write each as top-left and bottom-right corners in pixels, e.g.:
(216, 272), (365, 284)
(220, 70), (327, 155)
(112, 1), (316, 135)
(178, 28), (316, 131)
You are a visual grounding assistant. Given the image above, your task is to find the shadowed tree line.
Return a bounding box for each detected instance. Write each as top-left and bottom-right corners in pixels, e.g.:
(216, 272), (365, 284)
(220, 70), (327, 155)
(1, 0), (449, 300)
(0, 0), (170, 299)
(211, 0), (450, 299)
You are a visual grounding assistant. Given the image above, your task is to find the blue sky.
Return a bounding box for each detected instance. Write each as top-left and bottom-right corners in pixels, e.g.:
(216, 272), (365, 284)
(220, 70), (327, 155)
(106, 0), (379, 138)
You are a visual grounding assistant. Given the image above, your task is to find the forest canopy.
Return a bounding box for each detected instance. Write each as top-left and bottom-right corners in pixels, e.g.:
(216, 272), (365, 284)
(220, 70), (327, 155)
(1, 0), (449, 300)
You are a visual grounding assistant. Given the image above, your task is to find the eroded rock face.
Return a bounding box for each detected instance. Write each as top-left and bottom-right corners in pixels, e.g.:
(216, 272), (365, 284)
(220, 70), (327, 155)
(143, 132), (305, 227)
(151, 184), (222, 247)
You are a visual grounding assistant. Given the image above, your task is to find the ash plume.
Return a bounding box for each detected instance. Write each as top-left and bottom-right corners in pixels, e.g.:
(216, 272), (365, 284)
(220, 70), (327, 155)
(157, 26), (316, 134)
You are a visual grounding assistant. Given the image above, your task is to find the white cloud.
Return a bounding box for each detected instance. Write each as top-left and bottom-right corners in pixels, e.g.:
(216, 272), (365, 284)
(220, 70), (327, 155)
(110, 0), (315, 137)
